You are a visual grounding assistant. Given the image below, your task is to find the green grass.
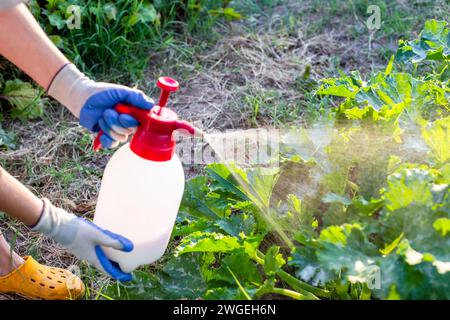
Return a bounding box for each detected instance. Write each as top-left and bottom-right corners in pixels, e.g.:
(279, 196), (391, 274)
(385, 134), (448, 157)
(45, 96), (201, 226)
(240, 87), (336, 128)
(29, 0), (239, 83)
(302, 0), (449, 34)
(299, 0), (449, 59)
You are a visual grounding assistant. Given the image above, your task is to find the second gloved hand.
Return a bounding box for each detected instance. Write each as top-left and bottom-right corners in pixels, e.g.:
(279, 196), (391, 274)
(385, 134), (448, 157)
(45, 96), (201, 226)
(32, 199), (134, 282)
(48, 64), (154, 149)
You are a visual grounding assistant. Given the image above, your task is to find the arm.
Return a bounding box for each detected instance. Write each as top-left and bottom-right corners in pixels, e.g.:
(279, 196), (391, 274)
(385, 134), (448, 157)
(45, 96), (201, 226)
(0, 166), (43, 226)
(0, 3), (68, 89)
(0, 165), (133, 281)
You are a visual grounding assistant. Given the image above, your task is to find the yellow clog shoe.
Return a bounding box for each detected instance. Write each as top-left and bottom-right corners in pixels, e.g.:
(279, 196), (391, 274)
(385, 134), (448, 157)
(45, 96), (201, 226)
(0, 256), (85, 300)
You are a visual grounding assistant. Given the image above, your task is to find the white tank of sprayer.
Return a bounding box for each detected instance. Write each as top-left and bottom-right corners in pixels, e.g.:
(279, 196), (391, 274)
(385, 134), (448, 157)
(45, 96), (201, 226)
(92, 77), (198, 273)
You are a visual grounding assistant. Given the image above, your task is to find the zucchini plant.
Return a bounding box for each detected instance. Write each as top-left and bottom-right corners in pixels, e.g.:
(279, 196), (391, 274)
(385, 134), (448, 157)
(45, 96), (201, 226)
(105, 21), (450, 300)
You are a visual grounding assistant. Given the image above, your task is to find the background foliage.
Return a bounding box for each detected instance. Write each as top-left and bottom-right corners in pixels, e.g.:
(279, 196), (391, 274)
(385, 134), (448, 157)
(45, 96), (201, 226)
(106, 20), (450, 300)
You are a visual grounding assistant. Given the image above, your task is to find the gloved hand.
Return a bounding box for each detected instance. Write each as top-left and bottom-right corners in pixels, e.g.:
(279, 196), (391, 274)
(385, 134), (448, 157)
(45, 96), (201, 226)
(32, 198), (134, 282)
(48, 64), (154, 149)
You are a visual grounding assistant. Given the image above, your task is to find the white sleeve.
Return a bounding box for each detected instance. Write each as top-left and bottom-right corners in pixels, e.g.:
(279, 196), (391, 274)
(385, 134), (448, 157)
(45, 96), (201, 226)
(0, 0), (24, 11)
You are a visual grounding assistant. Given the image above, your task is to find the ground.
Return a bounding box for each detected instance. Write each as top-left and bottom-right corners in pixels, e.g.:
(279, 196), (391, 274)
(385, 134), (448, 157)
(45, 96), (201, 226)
(0, 0), (448, 299)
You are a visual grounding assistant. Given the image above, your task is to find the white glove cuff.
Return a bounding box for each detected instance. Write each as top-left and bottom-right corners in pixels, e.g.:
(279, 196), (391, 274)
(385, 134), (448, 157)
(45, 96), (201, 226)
(48, 64), (96, 118)
(32, 198), (77, 244)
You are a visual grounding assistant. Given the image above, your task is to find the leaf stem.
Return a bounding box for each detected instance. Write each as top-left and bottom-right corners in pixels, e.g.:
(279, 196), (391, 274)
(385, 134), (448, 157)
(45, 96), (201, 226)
(255, 249), (330, 299)
(276, 269), (329, 299)
(270, 287), (314, 300)
(359, 284), (372, 300)
(227, 267), (253, 300)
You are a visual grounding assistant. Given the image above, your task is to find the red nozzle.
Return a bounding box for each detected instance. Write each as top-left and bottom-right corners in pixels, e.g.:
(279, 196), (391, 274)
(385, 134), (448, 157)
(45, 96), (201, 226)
(93, 77), (199, 161)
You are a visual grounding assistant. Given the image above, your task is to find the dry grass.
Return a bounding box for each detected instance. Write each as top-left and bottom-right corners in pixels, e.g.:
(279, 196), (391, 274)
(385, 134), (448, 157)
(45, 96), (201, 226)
(147, 0), (389, 131)
(149, 26), (340, 129)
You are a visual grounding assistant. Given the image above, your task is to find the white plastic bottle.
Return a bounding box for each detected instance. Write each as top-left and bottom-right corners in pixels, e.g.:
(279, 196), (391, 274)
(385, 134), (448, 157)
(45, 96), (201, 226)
(92, 77), (198, 273)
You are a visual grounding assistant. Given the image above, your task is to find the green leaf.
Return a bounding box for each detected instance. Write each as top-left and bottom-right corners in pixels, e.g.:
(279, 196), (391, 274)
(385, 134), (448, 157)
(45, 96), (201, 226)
(175, 231), (242, 256)
(289, 246), (333, 286)
(216, 213), (256, 237)
(126, 13), (139, 27)
(198, 252), (231, 283)
(323, 169), (348, 195)
(319, 225), (348, 245)
(209, 7), (243, 21)
(380, 232), (404, 255)
(158, 253), (207, 299)
(421, 116), (450, 164)
(386, 285), (401, 300)
(206, 164), (250, 202)
(433, 218), (450, 237)
(377, 251), (450, 299)
(322, 192), (352, 206)
(397, 20), (450, 63)
(204, 285), (258, 300)
(172, 217), (215, 237)
(263, 246), (286, 276)
(49, 35), (64, 48)
(105, 254), (206, 299)
(138, 3), (157, 23)
(351, 196), (384, 216)
(379, 167), (450, 253)
(227, 267), (253, 300)
(0, 125), (16, 149)
(1, 79), (43, 119)
(204, 287), (240, 300)
(180, 176), (221, 220)
(223, 252), (262, 285)
(319, 69), (447, 124)
(385, 55), (395, 75)
(384, 168), (434, 211)
(317, 84), (358, 98)
(317, 224), (379, 284)
(344, 105), (376, 120)
(103, 3), (118, 21)
(104, 271), (164, 300)
(48, 12), (66, 30)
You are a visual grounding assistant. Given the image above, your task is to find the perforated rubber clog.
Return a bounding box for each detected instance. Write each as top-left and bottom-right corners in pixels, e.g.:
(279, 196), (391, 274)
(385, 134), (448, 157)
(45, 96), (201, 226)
(0, 256), (85, 300)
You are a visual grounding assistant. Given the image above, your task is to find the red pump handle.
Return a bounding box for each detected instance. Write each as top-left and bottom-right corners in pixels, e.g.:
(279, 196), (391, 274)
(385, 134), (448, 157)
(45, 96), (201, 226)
(92, 104), (150, 151)
(157, 77), (179, 108)
(93, 77), (180, 151)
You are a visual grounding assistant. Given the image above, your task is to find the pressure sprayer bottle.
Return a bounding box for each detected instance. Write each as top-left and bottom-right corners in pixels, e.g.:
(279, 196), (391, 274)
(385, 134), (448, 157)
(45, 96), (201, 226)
(92, 77), (198, 273)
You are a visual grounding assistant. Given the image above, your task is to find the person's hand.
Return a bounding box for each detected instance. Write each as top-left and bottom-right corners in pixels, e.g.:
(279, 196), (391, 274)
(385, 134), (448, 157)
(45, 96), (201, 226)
(32, 198), (134, 282)
(48, 64), (154, 149)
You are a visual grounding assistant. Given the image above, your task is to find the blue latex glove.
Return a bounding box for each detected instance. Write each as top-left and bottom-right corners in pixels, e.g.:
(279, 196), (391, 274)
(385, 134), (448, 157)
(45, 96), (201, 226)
(32, 199), (134, 282)
(80, 89), (154, 148)
(48, 64), (154, 149)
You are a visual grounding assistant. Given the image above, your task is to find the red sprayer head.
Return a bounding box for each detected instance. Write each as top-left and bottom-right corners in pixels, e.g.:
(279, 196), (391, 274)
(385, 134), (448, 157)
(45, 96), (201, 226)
(93, 77), (202, 161)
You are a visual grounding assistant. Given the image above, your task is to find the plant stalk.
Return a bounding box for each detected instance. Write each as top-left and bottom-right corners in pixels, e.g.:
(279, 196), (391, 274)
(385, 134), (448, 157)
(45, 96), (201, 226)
(270, 287), (314, 300)
(255, 249), (331, 299)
